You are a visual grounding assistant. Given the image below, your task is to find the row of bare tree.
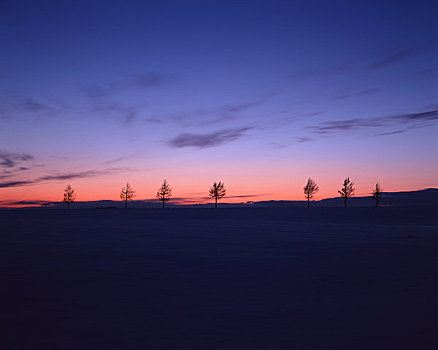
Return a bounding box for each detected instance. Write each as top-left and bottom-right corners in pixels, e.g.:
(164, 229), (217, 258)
(63, 180), (227, 209)
(63, 178), (383, 209)
(304, 178), (383, 208)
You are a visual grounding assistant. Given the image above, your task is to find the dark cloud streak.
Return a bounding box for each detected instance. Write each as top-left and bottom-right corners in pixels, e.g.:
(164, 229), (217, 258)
(309, 119), (383, 134)
(0, 180), (33, 188)
(0, 150), (33, 169)
(307, 109), (438, 136)
(390, 110), (438, 122)
(376, 130), (406, 136)
(169, 128), (252, 148)
(0, 168), (122, 188)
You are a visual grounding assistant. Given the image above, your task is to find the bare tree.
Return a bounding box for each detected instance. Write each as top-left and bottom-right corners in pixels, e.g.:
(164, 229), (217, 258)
(338, 177), (355, 208)
(63, 184), (76, 209)
(156, 179), (172, 208)
(120, 182), (136, 208)
(303, 178), (319, 208)
(372, 183), (383, 207)
(209, 181), (226, 208)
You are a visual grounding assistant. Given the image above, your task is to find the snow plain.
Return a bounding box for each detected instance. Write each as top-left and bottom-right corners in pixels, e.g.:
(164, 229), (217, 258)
(1, 207), (438, 349)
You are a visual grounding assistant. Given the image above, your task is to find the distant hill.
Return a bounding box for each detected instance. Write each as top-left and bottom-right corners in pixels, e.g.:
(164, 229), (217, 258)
(316, 188), (438, 207)
(3, 188), (437, 209)
(232, 188), (438, 208)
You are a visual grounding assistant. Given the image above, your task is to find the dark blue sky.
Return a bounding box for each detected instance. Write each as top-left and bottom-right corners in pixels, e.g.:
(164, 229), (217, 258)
(1, 0), (437, 204)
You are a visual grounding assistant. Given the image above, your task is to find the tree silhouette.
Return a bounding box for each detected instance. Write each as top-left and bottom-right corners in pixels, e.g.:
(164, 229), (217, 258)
(372, 183), (383, 207)
(209, 181), (226, 208)
(120, 182), (136, 208)
(303, 178), (319, 208)
(156, 179), (172, 208)
(63, 184), (76, 209)
(338, 177), (355, 208)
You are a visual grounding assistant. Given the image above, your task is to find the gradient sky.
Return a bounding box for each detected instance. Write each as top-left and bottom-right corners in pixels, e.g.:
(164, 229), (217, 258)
(1, 0), (438, 206)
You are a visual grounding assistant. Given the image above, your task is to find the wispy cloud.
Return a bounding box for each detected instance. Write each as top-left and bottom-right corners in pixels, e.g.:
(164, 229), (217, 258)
(143, 117), (165, 124)
(38, 170), (113, 182)
(226, 194), (269, 199)
(0, 180), (33, 188)
(168, 127), (252, 148)
(309, 119), (383, 134)
(0, 150), (34, 180)
(0, 200), (47, 206)
(307, 109), (438, 136)
(101, 157), (127, 165)
(289, 65), (349, 80)
(298, 112), (324, 118)
(165, 193), (268, 204)
(0, 94), (58, 119)
(0, 150), (33, 168)
(368, 46), (429, 69)
(100, 154), (147, 165)
(132, 73), (177, 88)
(92, 103), (139, 126)
(222, 99), (266, 113)
(417, 68), (438, 79)
(0, 168), (122, 188)
(294, 137), (313, 143)
(16, 98), (51, 112)
(144, 93), (275, 128)
(81, 72), (178, 98)
(389, 109), (438, 122)
(122, 110), (137, 125)
(376, 130), (406, 137)
(333, 89), (379, 100)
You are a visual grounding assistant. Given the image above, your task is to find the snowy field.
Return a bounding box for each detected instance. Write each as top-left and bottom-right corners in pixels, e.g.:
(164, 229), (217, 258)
(1, 207), (438, 349)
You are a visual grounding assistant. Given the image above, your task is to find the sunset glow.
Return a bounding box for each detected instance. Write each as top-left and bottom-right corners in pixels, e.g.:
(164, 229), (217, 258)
(1, 1), (437, 207)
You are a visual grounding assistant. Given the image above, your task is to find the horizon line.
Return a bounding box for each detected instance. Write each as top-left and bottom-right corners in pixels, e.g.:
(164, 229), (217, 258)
(1, 187), (437, 208)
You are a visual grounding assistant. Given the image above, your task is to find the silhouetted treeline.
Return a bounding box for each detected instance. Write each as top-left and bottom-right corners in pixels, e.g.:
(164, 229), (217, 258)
(61, 177), (386, 208)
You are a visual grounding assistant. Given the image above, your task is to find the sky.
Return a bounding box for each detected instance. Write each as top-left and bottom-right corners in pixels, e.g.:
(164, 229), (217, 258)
(1, 0), (438, 206)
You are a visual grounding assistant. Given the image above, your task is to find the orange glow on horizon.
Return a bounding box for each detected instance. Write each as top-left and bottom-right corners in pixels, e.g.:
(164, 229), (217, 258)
(1, 171), (434, 208)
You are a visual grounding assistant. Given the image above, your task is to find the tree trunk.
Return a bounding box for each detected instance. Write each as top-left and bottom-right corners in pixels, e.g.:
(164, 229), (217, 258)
(307, 194), (310, 208)
(344, 197), (347, 208)
(125, 199), (127, 209)
(162, 200), (165, 209)
(215, 197), (217, 208)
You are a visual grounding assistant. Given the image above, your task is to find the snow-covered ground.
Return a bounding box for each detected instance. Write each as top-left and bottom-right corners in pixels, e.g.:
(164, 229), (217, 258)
(1, 207), (437, 349)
